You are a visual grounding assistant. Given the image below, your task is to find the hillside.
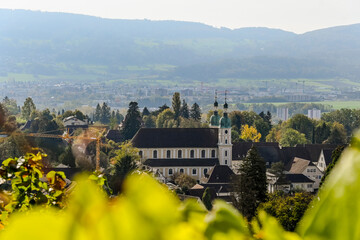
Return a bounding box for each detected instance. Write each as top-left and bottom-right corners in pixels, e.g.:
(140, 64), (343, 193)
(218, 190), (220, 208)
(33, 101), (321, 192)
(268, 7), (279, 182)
(1, 9), (360, 82)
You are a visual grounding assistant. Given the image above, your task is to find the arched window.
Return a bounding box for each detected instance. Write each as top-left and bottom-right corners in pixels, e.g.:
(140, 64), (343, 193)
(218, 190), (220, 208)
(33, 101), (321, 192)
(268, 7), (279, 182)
(192, 168), (197, 175)
(225, 150), (228, 157)
(153, 150), (157, 158)
(225, 130), (228, 134)
(169, 169), (173, 175)
(139, 151), (143, 158)
(225, 139), (228, 144)
(201, 150), (206, 158)
(211, 150), (216, 158)
(180, 168), (184, 174)
(178, 150), (182, 158)
(166, 150), (171, 158)
(190, 150), (195, 158)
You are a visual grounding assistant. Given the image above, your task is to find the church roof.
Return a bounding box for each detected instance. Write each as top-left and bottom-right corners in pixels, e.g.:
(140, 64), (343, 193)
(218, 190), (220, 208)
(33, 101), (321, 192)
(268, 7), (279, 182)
(132, 128), (218, 148)
(143, 158), (219, 167)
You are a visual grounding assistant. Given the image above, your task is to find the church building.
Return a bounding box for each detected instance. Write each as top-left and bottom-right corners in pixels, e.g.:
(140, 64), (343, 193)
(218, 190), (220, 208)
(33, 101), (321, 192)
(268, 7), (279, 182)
(131, 95), (232, 181)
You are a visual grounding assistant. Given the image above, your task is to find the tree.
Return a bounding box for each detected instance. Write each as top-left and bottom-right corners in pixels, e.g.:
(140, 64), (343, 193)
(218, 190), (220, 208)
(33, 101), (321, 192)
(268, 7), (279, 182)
(59, 144), (76, 167)
(240, 124), (261, 142)
(100, 102), (111, 124)
(94, 103), (101, 122)
(325, 122), (347, 144)
(2, 96), (18, 115)
(320, 145), (346, 187)
(231, 129), (240, 143)
(202, 187), (213, 211)
(173, 173), (196, 190)
(172, 92), (181, 120)
(143, 115), (156, 128)
(121, 102), (142, 140)
(287, 114), (314, 141)
(314, 121), (331, 144)
(0, 103), (6, 131)
(116, 110), (124, 123)
(279, 128), (308, 147)
(232, 146), (267, 220)
(259, 192), (313, 231)
(254, 118), (271, 142)
(156, 109), (175, 128)
(190, 103), (201, 121)
(180, 100), (190, 119)
(22, 97), (36, 120)
(142, 107), (150, 116)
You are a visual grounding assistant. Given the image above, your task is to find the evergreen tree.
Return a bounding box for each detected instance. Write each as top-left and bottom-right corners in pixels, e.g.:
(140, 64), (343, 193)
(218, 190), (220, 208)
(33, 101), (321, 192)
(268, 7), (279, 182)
(180, 100), (190, 119)
(320, 145), (346, 187)
(202, 187), (213, 211)
(142, 107), (150, 116)
(100, 102), (111, 124)
(109, 155), (138, 194)
(143, 115), (156, 128)
(59, 144), (76, 167)
(190, 103), (201, 121)
(116, 110), (124, 123)
(121, 102), (142, 140)
(232, 145), (267, 220)
(172, 92), (181, 120)
(94, 103), (101, 122)
(22, 97), (36, 120)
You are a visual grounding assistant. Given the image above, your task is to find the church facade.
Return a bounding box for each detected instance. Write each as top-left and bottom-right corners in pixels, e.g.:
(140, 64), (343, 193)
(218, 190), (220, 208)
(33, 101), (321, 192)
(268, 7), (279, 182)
(131, 98), (232, 181)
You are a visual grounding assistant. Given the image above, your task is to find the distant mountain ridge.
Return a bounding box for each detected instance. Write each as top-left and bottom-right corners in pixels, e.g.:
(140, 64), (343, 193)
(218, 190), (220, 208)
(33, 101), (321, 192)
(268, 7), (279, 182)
(1, 9), (360, 81)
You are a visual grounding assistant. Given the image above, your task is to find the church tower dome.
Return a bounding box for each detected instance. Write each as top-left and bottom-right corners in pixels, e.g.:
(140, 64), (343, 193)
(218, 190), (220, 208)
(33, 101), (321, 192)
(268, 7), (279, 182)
(210, 91), (220, 127)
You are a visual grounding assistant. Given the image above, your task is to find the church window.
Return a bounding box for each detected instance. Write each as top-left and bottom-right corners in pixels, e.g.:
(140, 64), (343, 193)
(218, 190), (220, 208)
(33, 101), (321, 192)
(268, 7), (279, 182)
(139, 151), (143, 158)
(225, 160), (228, 165)
(225, 150), (228, 157)
(211, 150), (216, 158)
(201, 150), (206, 158)
(204, 168), (208, 175)
(153, 150), (157, 158)
(190, 150), (195, 158)
(225, 130), (228, 134)
(225, 139), (228, 144)
(169, 169), (173, 175)
(192, 168), (197, 175)
(167, 150), (171, 158)
(180, 168), (184, 174)
(178, 150), (182, 158)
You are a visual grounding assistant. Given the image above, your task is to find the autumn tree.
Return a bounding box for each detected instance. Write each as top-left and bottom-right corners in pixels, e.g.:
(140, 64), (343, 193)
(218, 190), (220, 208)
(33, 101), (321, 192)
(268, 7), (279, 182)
(240, 124), (261, 142)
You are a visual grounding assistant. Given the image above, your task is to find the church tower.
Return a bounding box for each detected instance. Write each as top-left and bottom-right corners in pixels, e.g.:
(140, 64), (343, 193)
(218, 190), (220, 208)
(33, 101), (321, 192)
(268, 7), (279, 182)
(209, 90), (220, 128)
(218, 91), (232, 167)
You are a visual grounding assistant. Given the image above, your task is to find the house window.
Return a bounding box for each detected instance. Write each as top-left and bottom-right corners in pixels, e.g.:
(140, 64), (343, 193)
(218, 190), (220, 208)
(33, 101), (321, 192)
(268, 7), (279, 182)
(139, 151), (143, 158)
(178, 150), (182, 158)
(225, 150), (228, 157)
(192, 168), (197, 175)
(201, 150), (206, 158)
(211, 150), (216, 158)
(190, 150), (194, 158)
(153, 150), (157, 158)
(180, 168), (184, 174)
(204, 168), (208, 175)
(169, 169), (173, 175)
(167, 150), (171, 158)
(307, 184), (312, 188)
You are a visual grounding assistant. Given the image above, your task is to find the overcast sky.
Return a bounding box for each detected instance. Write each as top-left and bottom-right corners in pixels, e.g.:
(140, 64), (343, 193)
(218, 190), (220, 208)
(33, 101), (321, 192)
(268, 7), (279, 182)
(1, 0), (359, 33)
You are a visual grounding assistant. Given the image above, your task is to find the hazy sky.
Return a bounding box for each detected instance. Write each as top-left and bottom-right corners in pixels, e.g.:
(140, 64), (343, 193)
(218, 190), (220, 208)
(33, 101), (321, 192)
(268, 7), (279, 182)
(1, 0), (359, 33)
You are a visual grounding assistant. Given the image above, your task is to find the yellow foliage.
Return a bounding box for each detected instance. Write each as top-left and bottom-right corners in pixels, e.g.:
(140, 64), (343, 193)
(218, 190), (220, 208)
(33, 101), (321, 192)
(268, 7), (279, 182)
(240, 124), (261, 142)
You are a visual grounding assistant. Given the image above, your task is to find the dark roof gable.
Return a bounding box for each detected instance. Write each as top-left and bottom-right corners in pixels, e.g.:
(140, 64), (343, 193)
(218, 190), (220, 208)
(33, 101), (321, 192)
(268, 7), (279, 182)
(132, 128), (218, 148)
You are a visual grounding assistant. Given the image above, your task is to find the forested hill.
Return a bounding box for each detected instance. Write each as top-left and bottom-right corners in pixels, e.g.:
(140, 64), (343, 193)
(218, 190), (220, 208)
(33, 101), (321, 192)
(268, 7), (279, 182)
(1, 9), (360, 81)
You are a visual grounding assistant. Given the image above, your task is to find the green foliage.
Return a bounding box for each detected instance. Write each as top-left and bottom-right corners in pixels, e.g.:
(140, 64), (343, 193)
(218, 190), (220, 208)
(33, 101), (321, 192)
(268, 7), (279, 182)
(279, 128), (308, 147)
(0, 152), (67, 218)
(320, 145), (345, 187)
(180, 100), (190, 119)
(314, 121), (331, 144)
(190, 103), (201, 121)
(143, 115), (156, 128)
(322, 108), (360, 135)
(172, 92), (181, 120)
(173, 173), (196, 190)
(121, 102), (142, 140)
(232, 146), (267, 220)
(1, 97), (18, 116)
(156, 108), (175, 128)
(287, 114), (314, 141)
(21, 97), (36, 120)
(259, 192), (313, 231)
(202, 187), (213, 211)
(58, 144), (76, 167)
(324, 122), (347, 144)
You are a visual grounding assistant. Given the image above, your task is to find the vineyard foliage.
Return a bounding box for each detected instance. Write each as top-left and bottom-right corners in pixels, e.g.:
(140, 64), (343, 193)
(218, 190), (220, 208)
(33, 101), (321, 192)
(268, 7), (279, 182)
(1, 132), (360, 239)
